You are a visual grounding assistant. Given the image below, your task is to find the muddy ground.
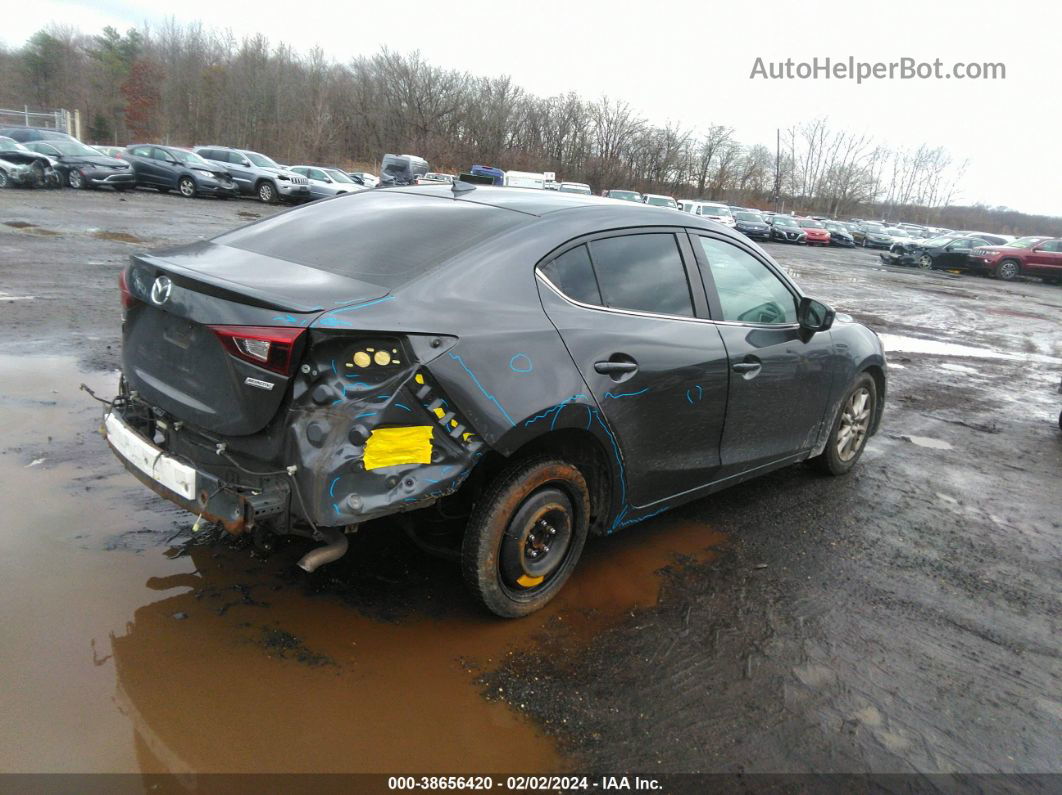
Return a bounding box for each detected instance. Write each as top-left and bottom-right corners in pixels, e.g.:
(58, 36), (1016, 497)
(0, 188), (1059, 777)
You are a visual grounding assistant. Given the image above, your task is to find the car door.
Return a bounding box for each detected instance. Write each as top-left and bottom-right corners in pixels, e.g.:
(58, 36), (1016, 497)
(691, 233), (834, 475)
(218, 150), (254, 193)
(123, 145), (154, 185)
(1025, 239), (1062, 278)
(537, 230), (730, 508)
(149, 147), (179, 188)
(941, 237), (982, 269)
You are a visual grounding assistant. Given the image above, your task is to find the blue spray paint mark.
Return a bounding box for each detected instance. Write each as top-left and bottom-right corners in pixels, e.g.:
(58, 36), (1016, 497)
(355, 412), (377, 419)
(394, 403), (412, 412)
(329, 477), (340, 497)
(685, 384), (704, 405)
(330, 295), (396, 315)
(272, 314), (301, 325)
(376, 394), (391, 400)
(509, 353), (533, 373)
(448, 352), (515, 427)
(317, 315), (351, 327)
(696, 385), (703, 400)
(685, 389), (693, 405)
(604, 387), (650, 400)
(523, 394), (586, 428)
(332, 503), (341, 515)
(345, 381), (371, 389)
(331, 359), (338, 376)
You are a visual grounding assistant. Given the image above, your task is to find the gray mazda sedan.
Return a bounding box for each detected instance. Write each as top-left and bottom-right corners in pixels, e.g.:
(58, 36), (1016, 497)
(105, 185), (886, 617)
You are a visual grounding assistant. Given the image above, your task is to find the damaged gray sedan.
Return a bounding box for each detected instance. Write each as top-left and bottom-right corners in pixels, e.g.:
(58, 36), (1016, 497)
(104, 185), (886, 616)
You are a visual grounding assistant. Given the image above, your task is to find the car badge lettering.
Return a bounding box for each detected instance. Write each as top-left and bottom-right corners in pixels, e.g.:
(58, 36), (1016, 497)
(244, 377), (274, 391)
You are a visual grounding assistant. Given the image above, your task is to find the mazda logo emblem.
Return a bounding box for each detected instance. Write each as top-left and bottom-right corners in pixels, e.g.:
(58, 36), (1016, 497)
(150, 276), (172, 305)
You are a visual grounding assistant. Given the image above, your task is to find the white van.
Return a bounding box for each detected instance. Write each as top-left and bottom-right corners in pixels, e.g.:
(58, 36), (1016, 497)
(504, 170), (546, 189)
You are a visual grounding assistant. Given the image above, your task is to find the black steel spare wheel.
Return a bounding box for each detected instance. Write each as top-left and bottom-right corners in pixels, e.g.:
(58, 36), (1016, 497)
(462, 457), (590, 618)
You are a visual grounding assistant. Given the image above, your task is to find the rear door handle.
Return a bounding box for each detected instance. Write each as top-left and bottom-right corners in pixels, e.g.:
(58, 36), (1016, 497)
(594, 361), (638, 375)
(731, 363), (760, 373)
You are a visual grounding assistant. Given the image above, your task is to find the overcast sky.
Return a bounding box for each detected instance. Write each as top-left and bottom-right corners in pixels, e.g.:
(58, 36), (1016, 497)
(4, 0), (1059, 216)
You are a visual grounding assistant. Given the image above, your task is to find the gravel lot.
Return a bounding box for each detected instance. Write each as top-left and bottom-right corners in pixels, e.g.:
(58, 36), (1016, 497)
(1, 188), (1059, 778)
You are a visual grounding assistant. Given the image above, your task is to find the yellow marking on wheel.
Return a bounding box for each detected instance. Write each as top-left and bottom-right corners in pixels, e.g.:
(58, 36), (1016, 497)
(353, 351), (371, 368)
(516, 574), (544, 587)
(462, 432), (474, 442)
(433, 407), (445, 419)
(415, 374), (425, 384)
(450, 419), (458, 428)
(373, 350), (392, 366)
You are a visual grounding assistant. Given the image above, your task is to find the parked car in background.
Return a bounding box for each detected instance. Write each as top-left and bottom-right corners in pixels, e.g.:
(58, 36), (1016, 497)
(504, 170), (547, 189)
(0, 136), (59, 188)
(699, 202), (737, 228)
(559, 181), (592, 195)
(964, 232), (1009, 246)
(22, 139), (134, 190)
(797, 218), (831, 246)
(379, 153), (429, 187)
(964, 237), (1062, 282)
(880, 234), (990, 270)
(194, 146), (310, 203)
(347, 171), (379, 188)
(859, 223), (894, 249)
(769, 215), (807, 244)
(678, 200), (703, 214)
(416, 172), (456, 185)
(824, 221), (855, 247)
(470, 164), (505, 186)
(91, 145), (125, 158)
(103, 185), (885, 618)
(602, 189), (642, 202)
(732, 210), (771, 241)
(121, 144), (238, 198)
(0, 126), (77, 143)
(642, 193), (678, 209)
(288, 165), (366, 200)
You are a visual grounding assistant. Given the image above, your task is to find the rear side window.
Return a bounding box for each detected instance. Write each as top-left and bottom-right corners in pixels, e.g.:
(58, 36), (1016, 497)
(541, 245), (601, 305)
(589, 234), (693, 317)
(215, 192), (528, 289)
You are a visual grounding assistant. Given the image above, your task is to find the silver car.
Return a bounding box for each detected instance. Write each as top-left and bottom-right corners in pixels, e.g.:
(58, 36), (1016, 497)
(287, 166), (368, 201)
(193, 146), (310, 203)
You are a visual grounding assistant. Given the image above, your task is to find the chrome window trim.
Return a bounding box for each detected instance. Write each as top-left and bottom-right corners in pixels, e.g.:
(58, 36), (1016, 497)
(536, 270), (800, 331)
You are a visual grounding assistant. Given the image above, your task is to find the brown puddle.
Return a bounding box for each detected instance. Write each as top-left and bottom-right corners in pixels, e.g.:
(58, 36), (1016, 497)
(91, 230), (144, 244)
(0, 354), (725, 773)
(4, 220), (60, 235)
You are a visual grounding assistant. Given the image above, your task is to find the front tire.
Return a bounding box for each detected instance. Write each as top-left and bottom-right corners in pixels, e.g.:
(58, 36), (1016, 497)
(0, 170), (9, 189)
(68, 169), (86, 190)
(813, 373), (877, 476)
(917, 253), (933, 270)
(996, 259), (1020, 281)
(461, 457), (590, 618)
(257, 181), (278, 204)
(178, 176), (196, 198)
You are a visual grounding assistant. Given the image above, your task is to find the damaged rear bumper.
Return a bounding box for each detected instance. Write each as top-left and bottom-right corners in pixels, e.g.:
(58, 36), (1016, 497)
(103, 410), (290, 533)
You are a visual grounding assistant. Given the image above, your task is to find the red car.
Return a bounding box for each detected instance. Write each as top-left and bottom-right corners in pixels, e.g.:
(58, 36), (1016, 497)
(797, 218), (831, 246)
(964, 237), (1062, 282)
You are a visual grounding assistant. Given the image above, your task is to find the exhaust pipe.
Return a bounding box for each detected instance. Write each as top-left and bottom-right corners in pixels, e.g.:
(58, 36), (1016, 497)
(297, 526), (349, 573)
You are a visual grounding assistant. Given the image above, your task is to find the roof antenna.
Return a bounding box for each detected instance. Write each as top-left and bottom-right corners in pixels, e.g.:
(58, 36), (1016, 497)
(452, 179), (476, 196)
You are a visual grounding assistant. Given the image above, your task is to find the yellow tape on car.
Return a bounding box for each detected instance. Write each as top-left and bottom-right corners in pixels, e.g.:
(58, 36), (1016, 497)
(362, 426), (434, 470)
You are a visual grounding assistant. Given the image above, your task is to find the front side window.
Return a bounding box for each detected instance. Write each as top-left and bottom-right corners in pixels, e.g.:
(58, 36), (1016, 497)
(1042, 240), (1062, 252)
(590, 234), (693, 317)
(245, 151), (279, 168)
(309, 168), (328, 181)
(697, 237), (797, 325)
(129, 145), (151, 157)
(540, 244), (601, 306)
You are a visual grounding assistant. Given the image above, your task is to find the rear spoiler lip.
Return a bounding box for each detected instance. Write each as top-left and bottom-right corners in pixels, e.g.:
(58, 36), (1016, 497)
(131, 253), (392, 316)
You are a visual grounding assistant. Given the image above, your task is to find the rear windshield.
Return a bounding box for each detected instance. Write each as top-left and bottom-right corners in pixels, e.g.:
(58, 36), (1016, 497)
(214, 192), (528, 289)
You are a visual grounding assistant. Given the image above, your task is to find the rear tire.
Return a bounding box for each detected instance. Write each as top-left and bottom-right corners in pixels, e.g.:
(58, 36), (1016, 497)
(996, 259), (1020, 281)
(461, 457), (590, 618)
(178, 176), (196, 198)
(813, 373), (877, 476)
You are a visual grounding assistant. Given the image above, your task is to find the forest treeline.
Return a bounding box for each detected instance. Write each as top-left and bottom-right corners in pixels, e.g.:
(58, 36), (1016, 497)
(1, 23), (1057, 234)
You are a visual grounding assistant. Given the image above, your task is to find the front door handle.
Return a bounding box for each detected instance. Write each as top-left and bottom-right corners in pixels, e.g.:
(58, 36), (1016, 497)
(731, 363), (760, 373)
(594, 361), (638, 375)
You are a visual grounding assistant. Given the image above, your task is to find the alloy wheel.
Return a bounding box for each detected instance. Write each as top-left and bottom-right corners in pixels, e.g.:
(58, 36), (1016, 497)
(178, 177), (196, 198)
(69, 169), (83, 189)
(836, 387), (872, 462)
(918, 254), (933, 269)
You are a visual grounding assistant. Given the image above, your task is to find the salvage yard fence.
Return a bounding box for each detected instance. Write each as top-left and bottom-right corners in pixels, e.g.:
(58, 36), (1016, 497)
(0, 107), (81, 138)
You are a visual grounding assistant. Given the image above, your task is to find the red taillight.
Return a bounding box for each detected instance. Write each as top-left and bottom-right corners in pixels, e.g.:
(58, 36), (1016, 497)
(209, 325), (305, 375)
(118, 268), (137, 309)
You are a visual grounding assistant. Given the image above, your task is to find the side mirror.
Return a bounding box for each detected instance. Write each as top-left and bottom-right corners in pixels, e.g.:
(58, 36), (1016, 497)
(798, 297), (835, 333)
(240, 159), (251, 167)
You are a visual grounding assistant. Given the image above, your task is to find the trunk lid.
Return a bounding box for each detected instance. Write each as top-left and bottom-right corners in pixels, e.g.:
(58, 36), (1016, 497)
(122, 243), (390, 436)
